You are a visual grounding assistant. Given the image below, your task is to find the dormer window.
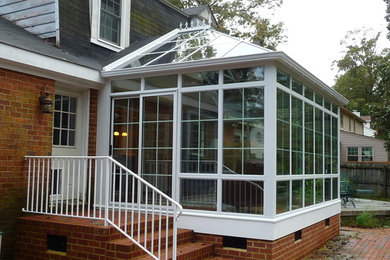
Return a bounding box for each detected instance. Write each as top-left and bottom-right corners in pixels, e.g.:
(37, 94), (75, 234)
(90, 0), (130, 51)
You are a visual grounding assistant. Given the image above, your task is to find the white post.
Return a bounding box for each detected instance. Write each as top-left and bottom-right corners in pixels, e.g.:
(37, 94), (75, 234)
(104, 158), (110, 226)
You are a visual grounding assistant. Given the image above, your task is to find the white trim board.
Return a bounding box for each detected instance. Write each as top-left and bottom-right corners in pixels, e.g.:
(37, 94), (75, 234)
(178, 200), (340, 240)
(0, 42), (104, 87)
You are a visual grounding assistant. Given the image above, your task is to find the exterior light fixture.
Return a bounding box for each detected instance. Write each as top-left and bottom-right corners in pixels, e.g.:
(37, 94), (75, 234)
(39, 85), (53, 113)
(114, 131), (120, 136)
(122, 132), (128, 137)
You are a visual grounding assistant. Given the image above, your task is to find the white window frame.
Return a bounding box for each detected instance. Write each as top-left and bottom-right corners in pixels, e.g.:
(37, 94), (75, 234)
(346, 146), (359, 162)
(90, 0), (131, 52)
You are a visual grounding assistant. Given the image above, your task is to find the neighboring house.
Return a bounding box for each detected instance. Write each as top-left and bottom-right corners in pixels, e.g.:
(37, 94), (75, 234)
(340, 107), (389, 162)
(360, 115), (377, 137)
(0, 1), (347, 259)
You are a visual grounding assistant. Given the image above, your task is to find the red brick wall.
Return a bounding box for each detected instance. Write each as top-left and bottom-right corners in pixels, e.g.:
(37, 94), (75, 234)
(195, 214), (340, 260)
(0, 68), (54, 259)
(88, 89), (98, 156)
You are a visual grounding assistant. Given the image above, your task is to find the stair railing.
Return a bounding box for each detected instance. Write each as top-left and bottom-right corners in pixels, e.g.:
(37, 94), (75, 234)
(23, 156), (183, 260)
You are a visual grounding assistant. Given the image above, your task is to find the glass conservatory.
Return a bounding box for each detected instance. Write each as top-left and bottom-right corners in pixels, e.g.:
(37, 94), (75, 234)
(98, 23), (348, 240)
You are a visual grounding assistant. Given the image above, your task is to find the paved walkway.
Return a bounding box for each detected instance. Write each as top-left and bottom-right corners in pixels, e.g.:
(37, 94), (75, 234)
(306, 199), (390, 259)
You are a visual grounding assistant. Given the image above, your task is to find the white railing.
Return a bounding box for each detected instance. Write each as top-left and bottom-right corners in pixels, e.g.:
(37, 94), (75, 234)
(23, 156), (183, 260)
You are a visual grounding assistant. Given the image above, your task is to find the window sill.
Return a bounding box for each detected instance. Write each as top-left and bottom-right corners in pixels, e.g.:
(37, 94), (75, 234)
(90, 38), (124, 52)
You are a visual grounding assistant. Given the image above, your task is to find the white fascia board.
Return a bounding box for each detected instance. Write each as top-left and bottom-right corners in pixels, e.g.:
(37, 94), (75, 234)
(179, 200), (340, 240)
(102, 51), (348, 105)
(102, 28), (181, 71)
(0, 42), (104, 88)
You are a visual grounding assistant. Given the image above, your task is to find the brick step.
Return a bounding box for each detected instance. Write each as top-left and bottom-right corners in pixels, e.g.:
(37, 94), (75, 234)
(135, 241), (215, 260)
(105, 228), (194, 258)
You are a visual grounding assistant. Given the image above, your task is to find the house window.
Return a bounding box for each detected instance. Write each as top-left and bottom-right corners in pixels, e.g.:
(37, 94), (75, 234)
(361, 147), (374, 161)
(53, 95), (76, 146)
(347, 147), (358, 161)
(100, 0), (121, 44)
(90, 0), (130, 51)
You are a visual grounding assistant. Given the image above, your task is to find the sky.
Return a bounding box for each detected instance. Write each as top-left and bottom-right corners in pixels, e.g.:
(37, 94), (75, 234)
(271, 0), (389, 87)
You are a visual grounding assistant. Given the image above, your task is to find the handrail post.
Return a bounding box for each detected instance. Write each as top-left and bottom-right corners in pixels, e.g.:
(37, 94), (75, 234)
(172, 205), (178, 260)
(104, 158), (110, 226)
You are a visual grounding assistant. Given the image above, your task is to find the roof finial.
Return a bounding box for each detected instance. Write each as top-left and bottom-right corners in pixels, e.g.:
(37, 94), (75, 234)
(202, 19), (206, 26)
(185, 21), (188, 29)
(179, 22), (183, 29)
(208, 14), (212, 25)
(190, 20), (194, 28)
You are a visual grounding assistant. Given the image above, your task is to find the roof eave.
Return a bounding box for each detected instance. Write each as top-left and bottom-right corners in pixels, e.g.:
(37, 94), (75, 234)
(101, 51), (348, 106)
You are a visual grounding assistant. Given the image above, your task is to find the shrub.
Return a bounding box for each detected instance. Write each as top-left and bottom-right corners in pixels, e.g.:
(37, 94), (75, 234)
(355, 212), (378, 228)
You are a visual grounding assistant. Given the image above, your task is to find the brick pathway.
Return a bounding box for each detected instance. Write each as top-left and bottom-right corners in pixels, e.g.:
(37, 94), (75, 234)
(342, 227), (390, 259)
(306, 227), (390, 259)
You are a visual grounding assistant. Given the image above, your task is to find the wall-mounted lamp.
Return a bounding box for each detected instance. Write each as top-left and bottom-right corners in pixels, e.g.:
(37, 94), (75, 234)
(39, 85), (53, 113)
(114, 131), (120, 136)
(122, 132), (128, 137)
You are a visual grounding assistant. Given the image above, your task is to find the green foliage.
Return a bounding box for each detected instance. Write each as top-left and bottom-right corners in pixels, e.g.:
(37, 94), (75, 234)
(333, 29), (390, 149)
(384, 0), (390, 40)
(355, 212), (378, 228)
(166, 0), (286, 50)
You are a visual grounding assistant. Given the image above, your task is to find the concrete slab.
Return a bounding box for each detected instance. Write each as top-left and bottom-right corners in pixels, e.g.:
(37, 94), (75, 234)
(341, 198), (390, 216)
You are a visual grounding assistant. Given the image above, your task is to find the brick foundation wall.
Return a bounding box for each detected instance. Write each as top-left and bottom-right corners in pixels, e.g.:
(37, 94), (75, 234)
(0, 68), (54, 259)
(195, 214), (340, 260)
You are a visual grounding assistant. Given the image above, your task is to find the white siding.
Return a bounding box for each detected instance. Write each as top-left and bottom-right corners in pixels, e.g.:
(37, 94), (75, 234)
(0, 0), (56, 38)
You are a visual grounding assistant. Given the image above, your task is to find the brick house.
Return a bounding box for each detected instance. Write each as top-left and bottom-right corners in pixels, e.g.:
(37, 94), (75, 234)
(0, 1), (347, 259)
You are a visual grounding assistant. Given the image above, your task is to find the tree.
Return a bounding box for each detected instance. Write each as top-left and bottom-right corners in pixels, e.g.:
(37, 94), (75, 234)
(333, 29), (390, 148)
(166, 0), (287, 50)
(384, 0), (390, 40)
(333, 30), (382, 115)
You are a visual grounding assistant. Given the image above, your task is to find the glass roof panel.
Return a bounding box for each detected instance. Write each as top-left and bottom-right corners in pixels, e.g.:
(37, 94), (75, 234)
(121, 26), (271, 69)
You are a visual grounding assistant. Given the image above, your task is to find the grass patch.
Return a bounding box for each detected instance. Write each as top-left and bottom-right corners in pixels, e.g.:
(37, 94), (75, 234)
(342, 214), (390, 228)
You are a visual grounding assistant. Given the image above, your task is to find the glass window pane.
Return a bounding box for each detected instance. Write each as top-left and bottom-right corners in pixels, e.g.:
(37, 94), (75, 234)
(62, 96), (69, 111)
(127, 124), (139, 149)
(181, 121), (199, 148)
(69, 114), (76, 129)
(277, 181), (290, 213)
(180, 179), (217, 210)
(292, 180), (303, 210)
(143, 96), (157, 121)
(142, 149), (156, 174)
(243, 149), (264, 175)
(305, 153), (314, 174)
(277, 150), (290, 175)
(332, 178), (338, 199)
(277, 69), (290, 88)
(277, 89), (290, 121)
(332, 103), (338, 114)
(222, 180), (263, 214)
(244, 87), (264, 118)
(223, 149), (242, 174)
(158, 122), (173, 147)
(143, 122), (156, 147)
(244, 120), (264, 148)
(315, 93), (323, 106)
(224, 89), (243, 119)
(224, 66), (264, 84)
(324, 99), (331, 110)
(54, 95), (61, 110)
(182, 71), (219, 87)
(68, 131), (75, 146)
(157, 149), (172, 174)
(305, 179), (314, 206)
(292, 152), (303, 175)
(347, 147), (358, 161)
(112, 79), (141, 93)
(182, 92), (199, 121)
(292, 79), (303, 94)
(201, 121), (218, 148)
(181, 149), (198, 173)
(70, 97), (76, 113)
(159, 95), (173, 121)
(199, 149), (217, 173)
(114, 99), (127, 124)
(200, 91), (218, 119)
(145, 75), (177, 89)
(315, 179), (323, 204)
(61, 130), (68, 145)
(325, 178), (331, 201)
(224, 120), (242, 148)
(61, 113), (68, 128)
(54, 112), (61, 128)
(53, 129), (60, 145)
(304, 86), (313, 100)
